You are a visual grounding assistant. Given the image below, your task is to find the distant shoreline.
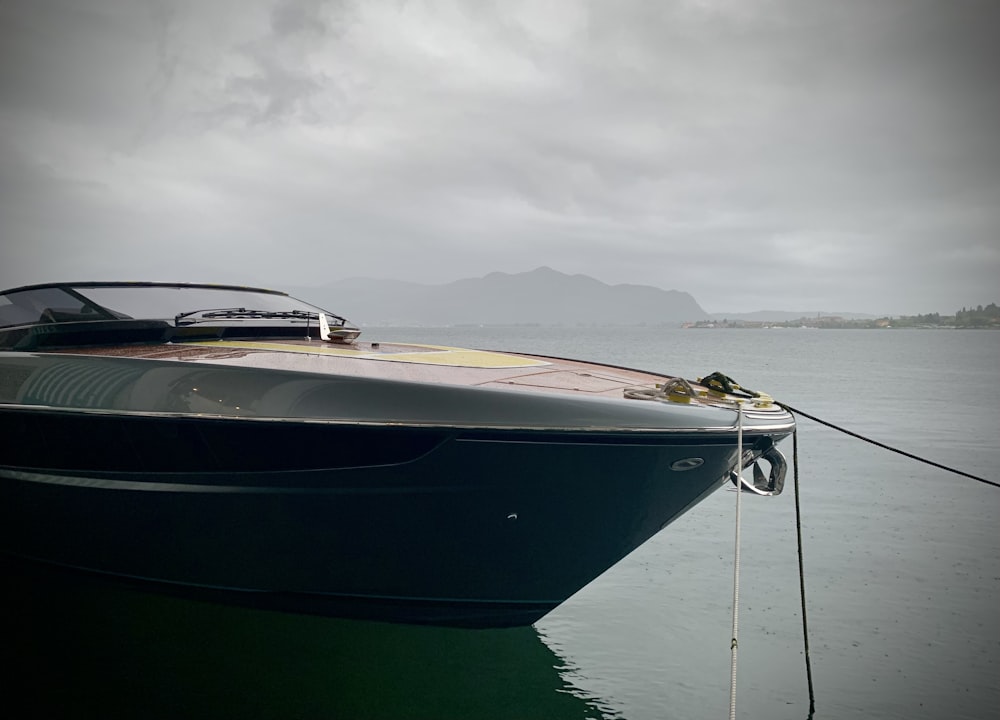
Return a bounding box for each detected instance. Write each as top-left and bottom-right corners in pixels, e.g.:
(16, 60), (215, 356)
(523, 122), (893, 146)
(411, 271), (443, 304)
(686, 320), (998, 330)
(684, 324), (997, 330)
(359, 322), (996, 330)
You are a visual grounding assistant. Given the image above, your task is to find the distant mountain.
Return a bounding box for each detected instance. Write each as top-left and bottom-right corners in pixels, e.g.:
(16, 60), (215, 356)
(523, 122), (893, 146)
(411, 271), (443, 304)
(287, 266), (710, 326)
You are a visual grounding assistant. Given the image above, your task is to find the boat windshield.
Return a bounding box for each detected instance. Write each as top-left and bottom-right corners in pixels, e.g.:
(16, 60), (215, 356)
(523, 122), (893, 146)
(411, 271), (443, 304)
(0, 283), (337, 329)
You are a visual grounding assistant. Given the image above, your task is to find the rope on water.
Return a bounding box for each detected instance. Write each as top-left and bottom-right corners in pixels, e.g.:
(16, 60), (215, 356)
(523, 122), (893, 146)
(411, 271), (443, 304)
(728, 403), (744, 720)
(776, 402), (999, 490)
(790, 428), (816, 719)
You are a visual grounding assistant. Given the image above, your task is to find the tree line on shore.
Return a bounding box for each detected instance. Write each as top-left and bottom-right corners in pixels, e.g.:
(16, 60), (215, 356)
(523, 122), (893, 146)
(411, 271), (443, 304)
(892, 303), (999, 328)
(689, 303), (999, 329)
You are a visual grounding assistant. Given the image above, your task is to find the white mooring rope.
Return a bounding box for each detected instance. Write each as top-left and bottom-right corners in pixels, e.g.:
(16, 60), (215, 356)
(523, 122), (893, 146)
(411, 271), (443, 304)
(729, 402), (744, 720)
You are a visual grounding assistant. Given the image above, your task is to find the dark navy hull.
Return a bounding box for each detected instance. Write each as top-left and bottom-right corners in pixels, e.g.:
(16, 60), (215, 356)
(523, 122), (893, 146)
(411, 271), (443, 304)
(0, 407), (755, 627)
(0, 282), (795, 627)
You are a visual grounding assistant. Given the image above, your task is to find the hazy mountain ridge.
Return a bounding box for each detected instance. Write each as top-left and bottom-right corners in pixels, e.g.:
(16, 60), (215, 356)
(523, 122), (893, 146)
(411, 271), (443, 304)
(286, 267), (881, 326)
(288, 266), (709, 326)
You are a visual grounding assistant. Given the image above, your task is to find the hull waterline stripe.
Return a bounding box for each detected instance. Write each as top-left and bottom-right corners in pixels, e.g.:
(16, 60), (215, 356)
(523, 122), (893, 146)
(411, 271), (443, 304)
(0, 468), (472, 495)
(5, 553), (563, 607)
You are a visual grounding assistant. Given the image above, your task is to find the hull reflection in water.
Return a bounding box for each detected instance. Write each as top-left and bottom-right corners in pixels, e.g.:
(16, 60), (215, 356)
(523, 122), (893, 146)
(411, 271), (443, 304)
(2, 556), (608, 720)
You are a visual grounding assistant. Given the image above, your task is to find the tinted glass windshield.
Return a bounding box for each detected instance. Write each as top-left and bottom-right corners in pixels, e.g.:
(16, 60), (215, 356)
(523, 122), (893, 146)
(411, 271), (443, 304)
(0, 286), (112, 327)
(83, 286), (322, 321)
(0, 284), (331, 329)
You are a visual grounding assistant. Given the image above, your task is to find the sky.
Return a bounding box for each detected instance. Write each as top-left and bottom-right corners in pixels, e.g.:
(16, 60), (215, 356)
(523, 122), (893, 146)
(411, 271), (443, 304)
(1, 0), (998, 315)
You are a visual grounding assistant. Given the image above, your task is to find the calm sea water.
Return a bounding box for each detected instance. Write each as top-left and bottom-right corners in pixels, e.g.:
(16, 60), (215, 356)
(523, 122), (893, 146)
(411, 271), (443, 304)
(5, 328), (998, 719)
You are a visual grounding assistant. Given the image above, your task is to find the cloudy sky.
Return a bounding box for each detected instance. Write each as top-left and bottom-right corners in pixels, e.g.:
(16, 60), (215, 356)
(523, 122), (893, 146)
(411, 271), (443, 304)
(2, 0), (998, 314)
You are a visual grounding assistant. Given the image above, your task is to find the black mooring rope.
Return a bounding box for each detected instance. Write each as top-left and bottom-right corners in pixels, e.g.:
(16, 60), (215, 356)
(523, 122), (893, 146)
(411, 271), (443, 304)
(791, 428), (816, 719)
(777, 402), (999, 490)
(702, 384), (994, 718)
(778, 399), (999, 719)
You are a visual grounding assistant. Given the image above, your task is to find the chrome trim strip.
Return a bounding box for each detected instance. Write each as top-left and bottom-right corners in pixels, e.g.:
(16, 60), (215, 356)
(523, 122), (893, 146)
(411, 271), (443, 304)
(0, 402), (796, 434)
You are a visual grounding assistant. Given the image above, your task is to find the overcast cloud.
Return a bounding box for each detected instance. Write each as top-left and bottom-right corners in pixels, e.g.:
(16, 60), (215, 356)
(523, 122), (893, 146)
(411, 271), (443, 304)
(2, 0), (998, 314)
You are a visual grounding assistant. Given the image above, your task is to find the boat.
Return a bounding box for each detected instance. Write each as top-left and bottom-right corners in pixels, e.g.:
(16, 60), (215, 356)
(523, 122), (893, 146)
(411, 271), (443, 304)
(0, 281), (794, 628)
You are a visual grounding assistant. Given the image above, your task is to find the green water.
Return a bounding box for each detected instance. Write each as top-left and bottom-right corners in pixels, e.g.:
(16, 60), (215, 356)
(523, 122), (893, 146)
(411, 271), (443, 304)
(4, 558), (598, 718)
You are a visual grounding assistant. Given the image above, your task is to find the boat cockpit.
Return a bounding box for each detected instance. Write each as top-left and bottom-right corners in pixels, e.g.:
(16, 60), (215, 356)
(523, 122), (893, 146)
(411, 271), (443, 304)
(0, 282), (360, 350)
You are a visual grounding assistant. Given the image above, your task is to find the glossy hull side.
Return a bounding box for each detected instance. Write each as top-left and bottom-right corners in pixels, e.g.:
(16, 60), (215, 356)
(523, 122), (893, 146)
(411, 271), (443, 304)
(0, 409), (755, 627)
(0, 351), (792, 433)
